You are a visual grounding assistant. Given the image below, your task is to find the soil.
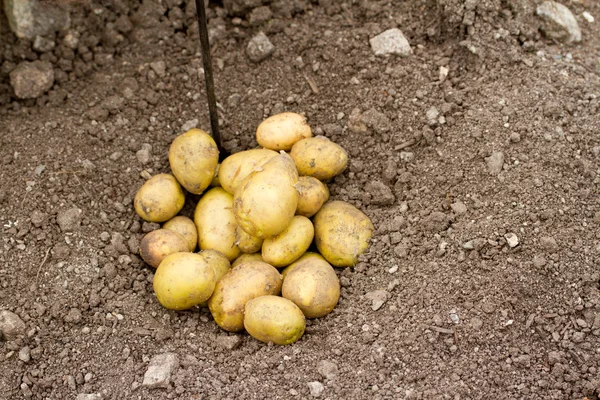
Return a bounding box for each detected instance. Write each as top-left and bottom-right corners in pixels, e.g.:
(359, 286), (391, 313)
(1, 0), (600, 399)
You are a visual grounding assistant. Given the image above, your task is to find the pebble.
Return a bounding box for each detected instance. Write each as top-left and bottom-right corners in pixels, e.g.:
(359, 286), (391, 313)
(142, 353), (179, 389)
(451, 201), (467, 215)
(57, 208), (82, 232)
(76, 394), (102, 400)
(64, 308), (82, 324)
(4, 0), (69, 39)
(136, 143), (152, 165)
(181, 119), (198, 132)
(246, 32), (275, 63)
(0, 310), (26, 341)
(307, 381), (324, 397)
(365, 181), (395, 205)
(360, 108), (391, 134)
(426, 107), (439, 126)
(248, 6), (272, 26)
(470, 317), (483, 329)
(369, 28), (412, 57)
(485, 151), (504, 175)
(536, 1), (581, 43)
(33, 35), (55, 52)
(317, 360), (338, 380)
(533, 255), (547, 268)
(388, 265), (398, 274)
(365, 290), (388, 311)
(539, 236), (558, 252)
(9, 61), (55, 99)
(18, 346), (31, 362)
(481, 303), (495, 314)
(547, 351), (561, 365)
(150, 60), (166, 77)
(30, 210), (46, 227)
(582, 11), (594, 23)
(215, 335), (242, 350)
(504, 233), (519, 248)
(576, 319), (588, 328)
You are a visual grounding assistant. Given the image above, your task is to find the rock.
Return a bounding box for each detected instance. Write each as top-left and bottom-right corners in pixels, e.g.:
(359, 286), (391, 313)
(246, 32), (275, 63)
(470, 317), (483, 329)
(485, 151), (504, 175)
(537, 1), (581, 43)
(539, 236), (558, 252)
(533, 255), (547, 267)
(582, 11), (594, 23)
(64, 308), (82, 324)
(56, 207), (82, 232)
(426, 107), (439, 126)
(0, 310), (26, 341)
(365, 290), (388, 311)
(62, 30), (79, 49)
(365, 181), (395, 206)
(4, 0), (70, 39)
(307, 381), (324, 397)
(317, 360), (338, 380)
(30, 210), (46, 227)
(359, 108), (391, 134)
(369, 28), (412, 57)
(136, 144), (152, 165)
(181, 119), (198, 132)
(32, 35), (55, 52)
(76, 394), (102, 400)
(420, 211), (450, 233)
(9, 61), (54, 99)
(504, 233), (519, 248)
(150, 60), (166, 77)
(450, 201), (467, 215)
(547, 351), (561, 365)
(142, 353), (179, 389)
(223, 0), (263, 16)
(248, 5), (272, 26)
(18, 346), (31, 362)
(215, 335), (242, 350)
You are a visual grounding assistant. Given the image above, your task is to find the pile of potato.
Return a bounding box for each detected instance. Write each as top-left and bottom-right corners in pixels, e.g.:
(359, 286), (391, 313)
(133, 112), (373, 345)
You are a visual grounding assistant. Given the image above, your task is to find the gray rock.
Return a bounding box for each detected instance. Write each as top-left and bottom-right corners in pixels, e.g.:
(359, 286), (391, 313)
(360, 108), (391, 134)
(248, 5), (272, 26)
(317, 360), (338, 380)
(9, 61), (54, 99)
(76, 394), (102, 400)
(30, 210), (46, 227)
(223, 0), (263, 16)
(365, 290), (388, 311)
(533, 255), (547, 268)
(142, 353), (179, 388)
(420, 211), (450, 233)
(369, 28), (412, 57)
(32, 35), (55, 52)
(18, 346), (31, 362)
(366, 181), (395, 206)
(426, 107), (439, 126)
(150, 60), (166, 77)
(215, 335), (242, 350)
(307, 381), (324, 397)
(136, 144), (152, 165)
(450, 201), (467, 215)
(504, 233), (519, 248)
(539, 236), (558, 252)
(537, 1), (581, 43)
(0, 310), (26, 341)
(181, 119), (198, 132)
(4, 0), (70, 39)
(56, 207), (82, 232)
(485, 151), (504, 175)
(470, 317), (483, 329)
(247, 32), (275, 63)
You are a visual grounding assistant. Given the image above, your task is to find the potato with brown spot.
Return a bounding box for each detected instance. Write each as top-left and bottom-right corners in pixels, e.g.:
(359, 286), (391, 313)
(290, 136), (348, 181)
(162, 215), (198, 252)
(139, 229), (189, 268)
(134, 174), (185, 223)
(295, 176), (330, 217)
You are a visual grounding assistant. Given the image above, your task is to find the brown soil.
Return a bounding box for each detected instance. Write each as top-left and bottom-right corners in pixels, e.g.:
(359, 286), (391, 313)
(1, 0), (600, 399)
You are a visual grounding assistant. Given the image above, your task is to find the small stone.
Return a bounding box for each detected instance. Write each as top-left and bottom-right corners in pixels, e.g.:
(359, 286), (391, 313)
(509, 132), (521, 143)
(360, 108), (391, 134)
(485, 151), (504, 175)
(30, 210), (46, 227)
(181, 119), (198, 132)
(537, 1), (581, 43)
(365, 290), (388, 311)
(307, 381), (324, 397)
(481, 303), (495, 314)
(539, 236), (558, 252)
(504, 233), (519, 248)
(150, 60), (166, 77)
(136, 148), (151, 165)
(18, 346), (31, 363)
(439, 66), (449, 81)
(572, 331), (585, 343)
(451, 201), (467, 215)
(582, 11), (594, 23)
(248, 6), (272, 26)
(142, 353), (179, 389)
(64, 308), (82, 324)
(9, 61), (55, 99)
(317, 360), (338, 380)
(426, 107), (439, 126)
(547, 351), (561, 365)
(420, 212), (450, 233)
(365, 181), (395, 206)
(533, 255), (547, 268)
(470, 317), (483, 329)
(369, 28), (412, 57)
(576, 319), (588, 328)
(33, 36), (55, 52)
(76, 394), (102, 400)
(109, 151), (122, 161)
(0, 310), (26, 341)
(215, 335), (242, 350)
(63, 30), (80, 49)
(246, 32), (275, 63)
(56, 208), (82, 232)
(4, 0), (70, 39)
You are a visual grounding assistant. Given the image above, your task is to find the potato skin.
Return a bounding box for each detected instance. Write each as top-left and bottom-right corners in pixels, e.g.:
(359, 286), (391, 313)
(256, 112), (312, 151)
(134, 174), (185, 223)
(231, 253), (264, 268)
(197, 249), (231, 307)
(234, 153), (299, 239)
(162, 215), (198, 252)
(194, 187), (241, 261)
(290, 137), (348, 181)
(210, 164), (221, 187)
(295, 176), (330, 217)
(218, 149), (278, 194)
(282, 258), (340, 318)
(281, 252), (326, 281)
(262, 216), (314, 267)
(313, 201), (374, 267)
(139, 229), (189, 268)
(168, 129), (219, 194)
(235, 225), (263, 254)
(244, 295), (305, 345)
(153, 252), (216, 310)
(208, 261), (282, 332)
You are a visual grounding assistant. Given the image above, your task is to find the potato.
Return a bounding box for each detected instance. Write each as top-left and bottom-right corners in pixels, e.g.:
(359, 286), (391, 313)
(282, 257), (340, 318)
(168, 128), (219, 194)
(162, 215), (198, 252)
(281, 252), (326, 281)
(139, 229), (189, 268)
(290, 137), (348, 180)
(235, 225), (263, 254)
(208, 261), (282, 332)
(210, 164), (221, 187)
(218, 149), (278, 194)
(194, 187), (241, 261)
(134, 174), (185, 223)
(262, 216), (314, 267)
(313, 201), (373, 267)
(256, 112), (312, 151)
(295, 176), (330, 217)
(197, 249), (231, 307)
(153, 252), (215, 310)
(231, 253), (264, 268)
(234, 153), (299, 239)
(244, 295), (305, 345)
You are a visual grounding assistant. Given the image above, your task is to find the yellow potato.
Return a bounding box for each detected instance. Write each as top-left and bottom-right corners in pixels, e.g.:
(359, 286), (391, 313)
(262, 216), (314, 267)
(210, 164), (221, 187)
(194, 187), (241, 261)
(290, 137), (348, 180)
(282, 257), (340, 318)
(162, 215), (198, 252)
(281, 252), (326, 281)
(231, 253), (264, 268)
(197, 249), (231, 307)
(234, 153), (299, 239)
(256, 112), (312, 151)
(235, 225), (263, 254)
(218, 149), (278, 194)
(313, 201), (373, 267)
(168, 128), (219, 194)
(134, 174), (185, 222)
(139, 229), (189, 268)
(295, 176), (330, 217)
(153, 252), (215, 310)
(208, 261), (282, 332)
(244, 295), (305, 345)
